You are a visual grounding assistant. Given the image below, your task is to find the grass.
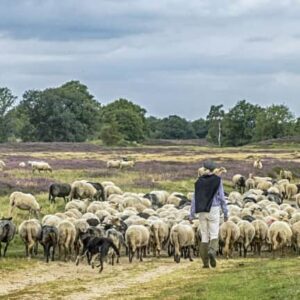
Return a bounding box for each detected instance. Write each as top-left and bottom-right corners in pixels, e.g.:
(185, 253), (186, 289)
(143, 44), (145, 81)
(0, 141), (299, 299)
(107, 258), (300, 300)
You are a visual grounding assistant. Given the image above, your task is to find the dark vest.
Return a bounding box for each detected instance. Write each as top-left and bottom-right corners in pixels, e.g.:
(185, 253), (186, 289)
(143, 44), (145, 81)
(194, 174), (221, 213)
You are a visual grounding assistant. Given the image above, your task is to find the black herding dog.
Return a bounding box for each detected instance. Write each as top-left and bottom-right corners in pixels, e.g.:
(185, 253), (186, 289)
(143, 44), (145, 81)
(76, 237), (120, 272)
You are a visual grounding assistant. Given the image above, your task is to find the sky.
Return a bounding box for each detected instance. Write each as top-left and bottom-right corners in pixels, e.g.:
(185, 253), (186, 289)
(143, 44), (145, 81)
(0, 0), (300, 120)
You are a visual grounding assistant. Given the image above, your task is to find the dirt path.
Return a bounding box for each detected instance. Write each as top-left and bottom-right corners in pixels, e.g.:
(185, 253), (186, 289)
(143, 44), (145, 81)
(0, 258), (193, 299)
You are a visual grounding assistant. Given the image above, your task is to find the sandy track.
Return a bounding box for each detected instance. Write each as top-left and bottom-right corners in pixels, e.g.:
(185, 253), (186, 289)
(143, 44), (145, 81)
(0, 258), (193, 299)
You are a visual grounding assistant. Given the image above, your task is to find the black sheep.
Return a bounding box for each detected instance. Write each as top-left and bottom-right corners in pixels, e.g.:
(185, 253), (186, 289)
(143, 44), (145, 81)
(39, 225), (58, 263)
(48, 183), (71, 204)
(0, 217), (16, 257)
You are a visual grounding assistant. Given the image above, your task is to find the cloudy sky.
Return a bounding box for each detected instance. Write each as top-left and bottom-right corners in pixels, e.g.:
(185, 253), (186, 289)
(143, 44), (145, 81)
(0, 0), (300, 120)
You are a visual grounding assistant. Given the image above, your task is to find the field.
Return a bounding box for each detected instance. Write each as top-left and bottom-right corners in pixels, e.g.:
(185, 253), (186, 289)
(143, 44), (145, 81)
(0, 141), (300, 299)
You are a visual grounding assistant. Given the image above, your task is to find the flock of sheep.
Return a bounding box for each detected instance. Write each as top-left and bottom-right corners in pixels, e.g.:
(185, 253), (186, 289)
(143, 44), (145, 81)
(0, 157), (300, 274)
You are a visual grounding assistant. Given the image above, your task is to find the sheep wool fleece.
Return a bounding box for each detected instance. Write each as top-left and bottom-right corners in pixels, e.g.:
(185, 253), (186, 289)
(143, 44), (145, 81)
(199, 206), (220, 243)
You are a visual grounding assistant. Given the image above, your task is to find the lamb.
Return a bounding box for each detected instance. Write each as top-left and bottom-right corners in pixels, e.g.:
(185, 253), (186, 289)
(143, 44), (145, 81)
(49, 183), (71, 203)
(39, 225), (58, 263)
(107, 160), (121, 169)
(120, 160), (135, 169)
(267, 221), (293, 256)
(213, 167), (227, 176)
(70, 180), (100, 201)
(253, 159), (263, 169)
(0, 217), (16, 257)
(9, 191), (41, 218)
(31, 161), (52, 173)
(169, 223), (194, 263)
(232, 174), (246, 194)
(252, 219), (268, 256)
(57, 220), (76, 261)
(237, 221), (255, 257)
(198, 167), (210, 177)
(291, 221), (300, 254)
(286, 183), (298, 200)
(280, 170), (293, 182)
(19, 219), (42, 258)
(125, 225), (150, 262)
(219, 221), (240, 259)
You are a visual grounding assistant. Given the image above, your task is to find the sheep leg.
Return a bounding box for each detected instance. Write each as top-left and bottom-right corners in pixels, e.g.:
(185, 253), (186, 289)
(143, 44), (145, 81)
(0, 242), (2, 257)
(239, 243), (242, 257)
(3, 242), (9, 257)
(25, 244), (29, 257)
(34, 242), (38, 255)
(58, 244), (62, 260)
(98, 256), (103, 273)
(188, 246), (193, 262)
(139, 247), (143, 262)
(52, 245), (56, 261)
(243, 245), (247, 258)
(45, 245), (50, 263)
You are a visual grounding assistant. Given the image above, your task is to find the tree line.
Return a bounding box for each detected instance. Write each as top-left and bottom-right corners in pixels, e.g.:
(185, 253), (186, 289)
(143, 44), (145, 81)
(0, 81), (299, 146)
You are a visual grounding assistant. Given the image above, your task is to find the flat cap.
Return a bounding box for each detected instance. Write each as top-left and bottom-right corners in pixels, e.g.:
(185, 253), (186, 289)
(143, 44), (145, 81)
(203, 160), (216, 171)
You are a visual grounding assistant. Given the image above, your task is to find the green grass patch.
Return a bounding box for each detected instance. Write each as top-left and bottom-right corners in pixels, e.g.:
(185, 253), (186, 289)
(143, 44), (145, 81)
(107, 258), (300, 300)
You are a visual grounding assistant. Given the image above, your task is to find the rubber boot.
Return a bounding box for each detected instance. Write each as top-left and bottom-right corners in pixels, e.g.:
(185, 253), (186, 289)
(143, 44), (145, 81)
(208, 239), (219, 268)
(199, 242), (209, 268)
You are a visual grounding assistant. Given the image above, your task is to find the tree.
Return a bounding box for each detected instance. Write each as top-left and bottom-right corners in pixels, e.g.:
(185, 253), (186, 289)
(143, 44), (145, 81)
(192, 118), (208, 138)
(158, 115), (197, 139)
(254, 104), (295, 141)
(17, 81), (102, 142)
(0, 87), (17, 142)
(206, 105), (225, 146)
(222, 100), (261, 146)
(100, 120), (123, 146)
(101, 99), (147, 142)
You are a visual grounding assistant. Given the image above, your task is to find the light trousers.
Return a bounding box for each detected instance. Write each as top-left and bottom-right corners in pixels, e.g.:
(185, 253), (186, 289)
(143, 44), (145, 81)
(199, 206), (220, 243)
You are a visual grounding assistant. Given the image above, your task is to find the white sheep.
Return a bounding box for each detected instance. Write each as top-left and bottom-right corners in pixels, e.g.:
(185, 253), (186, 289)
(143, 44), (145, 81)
(19, 162), (26, 168)
(57, 220), (76, 261)
(120, 160), (135, 169)
(252, 220), (268, 256)
(219, 221), (240, 259)
(291, 221), (300, 254)
(286, 183), (298, 200)
(107, 160), (121, 169)
(237, 220), (255, 257)
(169, 223), (195, 263)
(19, 219), (42, 258)
(253, 159), (263, 169)
(125, 225), (150, 262)
(267, 221), (292, 256)
(9, 191), (41, 218)
(31, 161), (52, 173)
(70, 180), (99, 201)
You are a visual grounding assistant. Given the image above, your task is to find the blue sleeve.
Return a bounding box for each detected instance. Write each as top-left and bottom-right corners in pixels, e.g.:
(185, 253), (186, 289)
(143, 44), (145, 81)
(189, 193), (195, 219)
(218, 180), (228, 218)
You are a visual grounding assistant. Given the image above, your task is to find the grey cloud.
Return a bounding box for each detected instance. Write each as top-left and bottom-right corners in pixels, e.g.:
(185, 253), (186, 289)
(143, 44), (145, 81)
(0, 0), (300, 119)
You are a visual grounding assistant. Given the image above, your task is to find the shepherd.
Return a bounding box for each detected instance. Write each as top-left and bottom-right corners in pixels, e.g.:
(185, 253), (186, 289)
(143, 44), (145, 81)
(190, 160), (228, 268)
